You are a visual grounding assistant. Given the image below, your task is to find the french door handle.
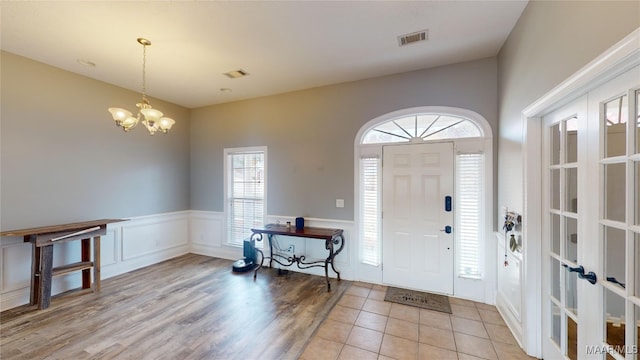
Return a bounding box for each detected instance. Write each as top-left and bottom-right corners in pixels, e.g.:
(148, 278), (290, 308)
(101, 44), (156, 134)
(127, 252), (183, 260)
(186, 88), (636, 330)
(606, 276), (626, 289)
(562, 264), (584, 274)
(562, 264), (597, 285)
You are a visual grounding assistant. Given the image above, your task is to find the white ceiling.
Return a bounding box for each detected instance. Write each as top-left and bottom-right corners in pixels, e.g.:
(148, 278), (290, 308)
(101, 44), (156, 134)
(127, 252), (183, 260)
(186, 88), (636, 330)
(1, 1), (528, 109)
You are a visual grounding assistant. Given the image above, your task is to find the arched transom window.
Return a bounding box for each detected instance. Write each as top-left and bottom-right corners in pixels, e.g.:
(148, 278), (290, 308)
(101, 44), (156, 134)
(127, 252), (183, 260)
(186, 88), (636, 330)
(362, 114), (483, 144)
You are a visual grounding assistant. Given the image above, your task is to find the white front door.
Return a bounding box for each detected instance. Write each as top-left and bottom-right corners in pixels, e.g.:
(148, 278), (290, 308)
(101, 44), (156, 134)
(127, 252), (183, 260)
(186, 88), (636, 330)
(542, 64), (640, 359)
(382, 142), (454, 295)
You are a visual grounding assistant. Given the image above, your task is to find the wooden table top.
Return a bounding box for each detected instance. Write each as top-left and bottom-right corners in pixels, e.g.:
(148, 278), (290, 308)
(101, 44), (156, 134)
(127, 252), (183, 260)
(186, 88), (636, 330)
(251, 223), (343, 240)
(0, 219), (126, 237)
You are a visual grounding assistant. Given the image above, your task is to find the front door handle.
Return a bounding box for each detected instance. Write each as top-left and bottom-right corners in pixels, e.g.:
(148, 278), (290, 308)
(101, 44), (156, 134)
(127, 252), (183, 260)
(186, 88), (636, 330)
(440, 226), (452, 234)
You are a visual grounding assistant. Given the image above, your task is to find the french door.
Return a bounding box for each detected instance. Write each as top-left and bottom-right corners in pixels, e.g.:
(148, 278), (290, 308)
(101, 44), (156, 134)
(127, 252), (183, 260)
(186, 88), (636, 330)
(542, 65), (640, 359)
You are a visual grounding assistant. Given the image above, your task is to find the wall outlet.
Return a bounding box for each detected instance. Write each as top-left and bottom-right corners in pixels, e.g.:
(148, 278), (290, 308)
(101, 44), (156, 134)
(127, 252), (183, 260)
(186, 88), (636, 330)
(286, 245), (295, 253)
(336, 199), (345, 208)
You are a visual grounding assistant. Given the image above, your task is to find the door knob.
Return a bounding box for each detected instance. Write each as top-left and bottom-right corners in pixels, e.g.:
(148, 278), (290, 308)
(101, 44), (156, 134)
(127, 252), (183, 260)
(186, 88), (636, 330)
(440, 226), (452, 234)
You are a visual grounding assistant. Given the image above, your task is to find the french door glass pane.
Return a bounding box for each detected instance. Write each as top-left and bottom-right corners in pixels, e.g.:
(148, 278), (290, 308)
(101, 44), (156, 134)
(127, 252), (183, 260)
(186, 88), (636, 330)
(604, 287), (626, 356)
(551, 123), (561, 165)
(605, 226), (626, 287)
(635, 232), (640, 298)
(551, 257), (561, 301)
(551, 301), (561, 346)
(566, 117), (578, 163)
(566, 270), (578, 316)
(636, 303), (640, 350)
(636, 162), (640, 226)
(551, 214), (561, 255)
(636, 90), (640, 154)
(551, 169), (560, 210)
(604, 95), (627, 158)
(605, 163), (626, 222)
(565, 168), (578, 213)
(568, 315), (578, 360)
(565, 217), (578, 263)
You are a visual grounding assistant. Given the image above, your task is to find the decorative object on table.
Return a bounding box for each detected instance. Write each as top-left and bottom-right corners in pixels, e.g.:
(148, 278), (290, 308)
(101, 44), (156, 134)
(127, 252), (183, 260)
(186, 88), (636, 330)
(107, 38), (176, 135)
(295, 217), (304, 229)
(384, 286), (452, 314)
(286, 221), (291, 229)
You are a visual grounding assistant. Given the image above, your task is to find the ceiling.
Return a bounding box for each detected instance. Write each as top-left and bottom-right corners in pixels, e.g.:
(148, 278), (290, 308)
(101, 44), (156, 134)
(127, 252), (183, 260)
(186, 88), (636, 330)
(1, 1), (528, 109)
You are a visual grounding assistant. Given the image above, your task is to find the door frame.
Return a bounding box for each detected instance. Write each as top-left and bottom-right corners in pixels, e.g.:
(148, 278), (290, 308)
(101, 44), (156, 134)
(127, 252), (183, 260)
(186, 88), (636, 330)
(521, 28), (640, 357)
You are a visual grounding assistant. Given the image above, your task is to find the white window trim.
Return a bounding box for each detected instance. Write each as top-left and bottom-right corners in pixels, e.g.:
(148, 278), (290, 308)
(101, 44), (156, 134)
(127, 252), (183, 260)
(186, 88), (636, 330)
(224, 146), (268, 247)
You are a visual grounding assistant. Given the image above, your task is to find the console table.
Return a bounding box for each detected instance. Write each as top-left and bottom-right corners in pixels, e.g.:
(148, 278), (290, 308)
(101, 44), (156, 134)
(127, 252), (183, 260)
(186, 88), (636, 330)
(0, 219), (125, 309)
(250, 224), (345, 291)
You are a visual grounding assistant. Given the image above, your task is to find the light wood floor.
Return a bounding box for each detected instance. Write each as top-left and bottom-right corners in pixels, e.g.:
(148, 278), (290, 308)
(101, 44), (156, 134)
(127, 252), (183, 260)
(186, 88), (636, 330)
(1, 254), (351, 360)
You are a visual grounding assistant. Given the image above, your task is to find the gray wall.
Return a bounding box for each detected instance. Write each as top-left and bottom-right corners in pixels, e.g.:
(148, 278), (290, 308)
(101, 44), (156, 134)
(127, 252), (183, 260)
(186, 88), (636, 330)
(0, 51), (191, 230)
(497, 1), (640, 214)
(190, 57), (498, 220)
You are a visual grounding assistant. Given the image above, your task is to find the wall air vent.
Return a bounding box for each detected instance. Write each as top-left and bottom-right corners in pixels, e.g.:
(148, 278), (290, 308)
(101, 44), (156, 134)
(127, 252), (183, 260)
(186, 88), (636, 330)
(224, 69), (249, 79)
(398, 30), (429, 46)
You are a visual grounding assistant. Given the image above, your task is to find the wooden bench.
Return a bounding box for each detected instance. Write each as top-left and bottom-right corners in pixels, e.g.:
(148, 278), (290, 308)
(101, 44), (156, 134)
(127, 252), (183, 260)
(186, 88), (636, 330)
(0, 219), (125, 309)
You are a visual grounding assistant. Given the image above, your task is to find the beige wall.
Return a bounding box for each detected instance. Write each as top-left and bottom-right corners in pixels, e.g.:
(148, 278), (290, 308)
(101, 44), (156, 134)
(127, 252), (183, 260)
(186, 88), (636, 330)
(0, 51), (191, 230)
(190, 57), (498, 220)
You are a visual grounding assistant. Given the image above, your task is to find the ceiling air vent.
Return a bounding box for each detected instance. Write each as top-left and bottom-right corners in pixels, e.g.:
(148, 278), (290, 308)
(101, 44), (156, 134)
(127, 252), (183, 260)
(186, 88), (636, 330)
(223, 69), (249, 79)
(398, 30), (428, 46)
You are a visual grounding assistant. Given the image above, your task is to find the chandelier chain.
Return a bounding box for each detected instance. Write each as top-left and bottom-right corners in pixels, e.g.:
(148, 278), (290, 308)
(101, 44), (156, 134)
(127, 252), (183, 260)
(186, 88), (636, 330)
(141, 43), (147, 100)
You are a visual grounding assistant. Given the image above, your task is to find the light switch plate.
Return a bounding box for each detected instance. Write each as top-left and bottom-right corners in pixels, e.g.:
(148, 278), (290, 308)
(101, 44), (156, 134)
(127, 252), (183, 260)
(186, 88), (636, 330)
(336, 199), (344, 208)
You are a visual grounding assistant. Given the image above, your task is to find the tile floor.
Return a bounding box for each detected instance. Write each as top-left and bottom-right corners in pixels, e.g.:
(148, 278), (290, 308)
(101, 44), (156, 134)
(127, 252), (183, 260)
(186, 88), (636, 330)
(300, 282), (538, 360)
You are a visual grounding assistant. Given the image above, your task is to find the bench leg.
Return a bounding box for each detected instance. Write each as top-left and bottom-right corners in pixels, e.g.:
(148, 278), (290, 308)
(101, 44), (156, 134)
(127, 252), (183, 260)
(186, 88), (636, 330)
(81, 238), (91, 289)
(93, 236), (101, 291)
(38, 245), (54, 310)
(30, 244), (40, 306)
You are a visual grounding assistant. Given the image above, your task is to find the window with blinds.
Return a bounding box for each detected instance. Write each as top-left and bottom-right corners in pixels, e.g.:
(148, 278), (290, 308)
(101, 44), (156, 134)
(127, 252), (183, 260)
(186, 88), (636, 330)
(360, 156), (380, 265)
(226, 149), (265, 246)
(456, 152), (484, 279)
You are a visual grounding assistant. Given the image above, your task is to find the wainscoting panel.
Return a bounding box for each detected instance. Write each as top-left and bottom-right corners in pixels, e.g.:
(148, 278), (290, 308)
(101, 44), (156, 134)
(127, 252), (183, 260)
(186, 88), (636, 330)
(495, 231), (524, 346)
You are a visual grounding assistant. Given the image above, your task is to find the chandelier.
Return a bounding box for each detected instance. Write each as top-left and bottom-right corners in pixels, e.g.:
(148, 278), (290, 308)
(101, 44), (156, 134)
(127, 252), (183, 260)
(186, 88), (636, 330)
(108, 38), (175, 135)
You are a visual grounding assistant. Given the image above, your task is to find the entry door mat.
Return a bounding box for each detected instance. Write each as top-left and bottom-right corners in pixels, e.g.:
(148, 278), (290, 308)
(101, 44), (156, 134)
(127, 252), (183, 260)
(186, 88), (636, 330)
(384, 287), (452, 314)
